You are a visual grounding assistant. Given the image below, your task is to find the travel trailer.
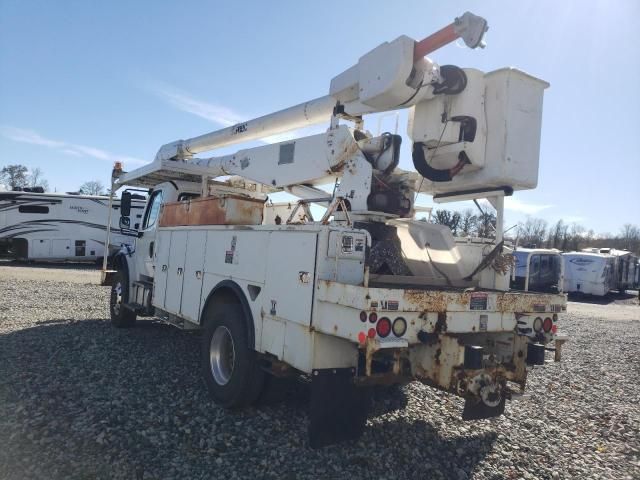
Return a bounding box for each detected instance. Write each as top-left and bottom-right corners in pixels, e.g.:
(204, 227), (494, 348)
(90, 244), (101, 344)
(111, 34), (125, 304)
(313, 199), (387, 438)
(597, 248), (637, 293)
(562, 251), (615, 296)
(581, 248), (638, 292)
(0, 190), (145, 262)
(511, 248), (563, 293)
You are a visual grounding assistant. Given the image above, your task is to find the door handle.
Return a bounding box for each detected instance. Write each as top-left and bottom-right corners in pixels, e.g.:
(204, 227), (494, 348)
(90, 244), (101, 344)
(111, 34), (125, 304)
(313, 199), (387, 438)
(177, 267), (183, 276)
(161, 265), (168, 272)
(196, 270), (202, 279)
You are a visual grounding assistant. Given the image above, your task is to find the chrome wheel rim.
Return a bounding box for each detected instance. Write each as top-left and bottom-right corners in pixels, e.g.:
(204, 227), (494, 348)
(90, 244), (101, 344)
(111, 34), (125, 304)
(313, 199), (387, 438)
(209, 326), (235, 385)
(112, 281), (123, 315)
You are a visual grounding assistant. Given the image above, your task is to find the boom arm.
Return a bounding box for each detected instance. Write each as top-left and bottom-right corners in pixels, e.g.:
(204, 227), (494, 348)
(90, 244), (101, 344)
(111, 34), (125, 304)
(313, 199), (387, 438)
(153, 12), (488, 163)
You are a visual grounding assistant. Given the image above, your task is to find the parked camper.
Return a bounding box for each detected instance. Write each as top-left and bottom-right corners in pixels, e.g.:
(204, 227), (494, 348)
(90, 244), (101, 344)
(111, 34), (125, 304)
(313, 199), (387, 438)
(511, 248), (563, 293)
(562, 252), (615, 296)
(581, 248), (638, 293)
(0, 190), (145, 262)
(598, 248), (637, 293)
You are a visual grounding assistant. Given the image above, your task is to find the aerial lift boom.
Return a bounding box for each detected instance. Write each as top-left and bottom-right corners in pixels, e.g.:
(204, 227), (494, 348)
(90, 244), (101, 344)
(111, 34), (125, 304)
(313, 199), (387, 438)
(153, 12), (488, 164)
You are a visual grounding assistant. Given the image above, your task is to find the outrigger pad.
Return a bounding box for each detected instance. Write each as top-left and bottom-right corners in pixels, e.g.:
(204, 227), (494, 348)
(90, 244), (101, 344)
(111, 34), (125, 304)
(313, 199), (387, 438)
(309, 368), (368, 448)
(462, 397), (506, 421)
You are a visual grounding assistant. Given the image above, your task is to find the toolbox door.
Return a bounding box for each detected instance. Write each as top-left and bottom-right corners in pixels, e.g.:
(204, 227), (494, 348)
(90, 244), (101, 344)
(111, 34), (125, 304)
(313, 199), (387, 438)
(164, 230), (188, 314)
(180, 230), (207, 322)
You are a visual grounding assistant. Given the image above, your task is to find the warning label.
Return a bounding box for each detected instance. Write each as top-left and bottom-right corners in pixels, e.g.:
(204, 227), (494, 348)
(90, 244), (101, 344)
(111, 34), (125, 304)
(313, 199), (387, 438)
(470, 292), (488, 311)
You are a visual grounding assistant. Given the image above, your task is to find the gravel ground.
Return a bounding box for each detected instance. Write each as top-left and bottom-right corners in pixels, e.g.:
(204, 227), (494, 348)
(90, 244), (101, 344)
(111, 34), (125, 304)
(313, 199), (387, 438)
(0, 272), (639, 480)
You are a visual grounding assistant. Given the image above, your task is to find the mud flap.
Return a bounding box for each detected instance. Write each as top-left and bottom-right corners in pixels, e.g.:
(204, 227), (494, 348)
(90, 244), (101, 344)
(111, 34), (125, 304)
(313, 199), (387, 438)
(309, 368), (368, 448)
(462, 396), (506, 421)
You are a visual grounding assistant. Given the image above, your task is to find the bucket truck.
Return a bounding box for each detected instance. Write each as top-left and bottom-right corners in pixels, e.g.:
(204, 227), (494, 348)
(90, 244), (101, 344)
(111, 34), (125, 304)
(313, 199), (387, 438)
(103, 12), (567, 447)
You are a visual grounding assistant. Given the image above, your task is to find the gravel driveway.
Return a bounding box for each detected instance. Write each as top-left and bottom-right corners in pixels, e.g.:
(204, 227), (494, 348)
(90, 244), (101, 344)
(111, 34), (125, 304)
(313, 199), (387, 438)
(0, 270), (638, 480)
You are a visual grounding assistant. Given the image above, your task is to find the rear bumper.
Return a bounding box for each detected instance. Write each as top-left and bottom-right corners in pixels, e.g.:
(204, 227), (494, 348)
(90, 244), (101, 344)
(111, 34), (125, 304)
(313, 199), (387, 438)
(314, 280), (568, 409)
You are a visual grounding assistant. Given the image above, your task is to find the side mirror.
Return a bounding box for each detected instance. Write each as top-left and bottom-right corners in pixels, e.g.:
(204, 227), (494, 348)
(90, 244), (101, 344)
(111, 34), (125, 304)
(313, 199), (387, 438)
(120, 191), (132, 217)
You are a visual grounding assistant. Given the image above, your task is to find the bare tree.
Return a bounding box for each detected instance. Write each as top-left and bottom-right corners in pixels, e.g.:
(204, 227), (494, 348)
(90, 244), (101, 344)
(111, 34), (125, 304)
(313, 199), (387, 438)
(28, 167), (49, 191)
(567, 223), (585, 251)
(459, 209), (477, 236)
(79, 180), (106, 196)
(619, 224), (640, 253)
(476, 211), (497, 238)
(547, 220), (569, 249)
(0, 164), (29, 189)
(432, 209), (461, 235)
(518, 216), (547, 247)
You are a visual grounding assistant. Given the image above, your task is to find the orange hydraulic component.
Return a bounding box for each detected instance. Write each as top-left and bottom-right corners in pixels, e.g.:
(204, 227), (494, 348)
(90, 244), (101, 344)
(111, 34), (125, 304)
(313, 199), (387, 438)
(414, 11), (488, 61)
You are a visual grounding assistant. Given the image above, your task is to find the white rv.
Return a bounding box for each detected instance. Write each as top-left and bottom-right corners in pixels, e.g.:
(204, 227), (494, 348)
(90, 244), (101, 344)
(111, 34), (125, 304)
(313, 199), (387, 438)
(0, 189), (145, 262)
(511, 248), (563, 293)
(595, 248), (638, 293)
(562, 251), (615, 296)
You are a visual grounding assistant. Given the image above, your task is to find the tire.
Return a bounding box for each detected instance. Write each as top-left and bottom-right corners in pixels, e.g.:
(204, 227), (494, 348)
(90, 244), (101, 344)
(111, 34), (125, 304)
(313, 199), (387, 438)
(201, 302), (264, 408)
(110, 269), (137, 328)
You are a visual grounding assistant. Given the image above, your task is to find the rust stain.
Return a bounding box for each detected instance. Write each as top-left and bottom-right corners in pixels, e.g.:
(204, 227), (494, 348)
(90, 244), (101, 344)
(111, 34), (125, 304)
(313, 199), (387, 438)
(159, 195), (264, 227)
(496, 292), (567, 313)
(330, 140), (360, 173)
(403, 290), (449, 312)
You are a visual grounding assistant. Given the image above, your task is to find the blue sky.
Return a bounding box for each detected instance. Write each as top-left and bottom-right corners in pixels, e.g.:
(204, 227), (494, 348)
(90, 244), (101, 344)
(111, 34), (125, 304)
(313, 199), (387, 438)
(1, 0), (638, 235)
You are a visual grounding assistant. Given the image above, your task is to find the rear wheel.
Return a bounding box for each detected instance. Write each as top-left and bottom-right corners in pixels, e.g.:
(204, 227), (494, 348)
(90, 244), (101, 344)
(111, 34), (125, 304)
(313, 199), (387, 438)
(110, 269), (136, 328)
(201, 303), (264, 408)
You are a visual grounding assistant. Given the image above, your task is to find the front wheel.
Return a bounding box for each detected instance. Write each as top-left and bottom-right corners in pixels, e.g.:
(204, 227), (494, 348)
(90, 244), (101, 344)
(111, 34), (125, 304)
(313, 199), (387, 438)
(110, 269), (136, 328)
(201, 303), (264, 408)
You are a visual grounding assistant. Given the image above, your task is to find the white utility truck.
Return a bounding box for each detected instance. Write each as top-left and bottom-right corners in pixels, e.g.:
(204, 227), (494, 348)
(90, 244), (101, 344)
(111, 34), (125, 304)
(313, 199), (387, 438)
(103, 12), (567, 447)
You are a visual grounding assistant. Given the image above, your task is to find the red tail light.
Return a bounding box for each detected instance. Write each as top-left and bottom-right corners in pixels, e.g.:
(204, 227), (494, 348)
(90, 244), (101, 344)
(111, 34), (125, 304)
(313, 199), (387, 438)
(543, 317), (553, 333)
(376, 317), (391, 338)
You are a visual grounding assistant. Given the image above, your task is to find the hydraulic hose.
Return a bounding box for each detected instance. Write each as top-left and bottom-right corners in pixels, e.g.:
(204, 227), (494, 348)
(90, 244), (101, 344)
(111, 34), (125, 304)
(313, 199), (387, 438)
(412, 142), (470, 182)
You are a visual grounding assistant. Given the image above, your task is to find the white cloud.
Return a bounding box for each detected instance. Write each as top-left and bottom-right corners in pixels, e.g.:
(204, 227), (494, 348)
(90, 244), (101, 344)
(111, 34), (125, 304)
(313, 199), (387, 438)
(148, 82), (327, 145)
(0, 126), (146, 166)
(504, 197), (553, 215)
(148, 82), (244, 127)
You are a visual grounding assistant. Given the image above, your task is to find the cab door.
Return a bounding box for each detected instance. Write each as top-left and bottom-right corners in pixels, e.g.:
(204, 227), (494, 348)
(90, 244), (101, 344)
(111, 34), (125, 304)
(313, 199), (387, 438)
(137, 190), (164, 278)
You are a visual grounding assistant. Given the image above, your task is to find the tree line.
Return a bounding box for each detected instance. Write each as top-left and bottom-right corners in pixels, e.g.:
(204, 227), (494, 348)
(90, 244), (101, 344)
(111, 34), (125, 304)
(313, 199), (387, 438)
(425, 208), (498, 238)
(0, 164), (107, 195)
(514, 216), (640, 255)
(429, 207), (640, 255)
